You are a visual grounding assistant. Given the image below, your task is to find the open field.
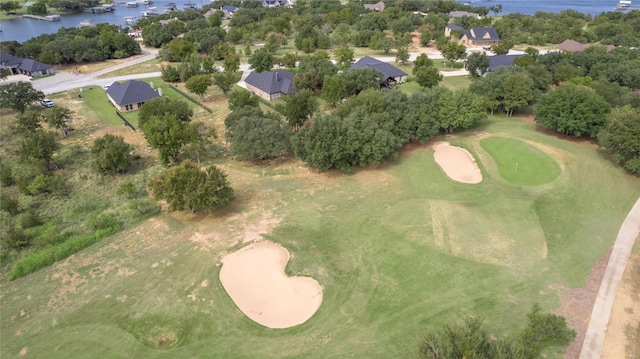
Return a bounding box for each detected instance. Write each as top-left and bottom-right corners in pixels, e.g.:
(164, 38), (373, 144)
(1, 107), (639, 358)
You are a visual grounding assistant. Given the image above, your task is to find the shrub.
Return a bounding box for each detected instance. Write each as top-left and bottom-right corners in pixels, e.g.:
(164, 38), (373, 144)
(91, 134), (135, 174)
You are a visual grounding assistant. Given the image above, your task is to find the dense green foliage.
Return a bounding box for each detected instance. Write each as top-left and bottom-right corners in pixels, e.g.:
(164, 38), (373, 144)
(10, 24), (140, 65)
(293, 88), (486, 171)
(535, 84), (611, 137)
(229, 115), (292, 161)
(185, 74), (212, 100)
(148, 160), (234, 213)
(420, 305), (575, 359)
(598, 107), (640, 174)
(0, 82), (44, 114)
(90, 134), (136, 174)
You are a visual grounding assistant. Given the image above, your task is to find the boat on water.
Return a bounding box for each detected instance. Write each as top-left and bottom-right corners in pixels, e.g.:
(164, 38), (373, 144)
(78, 19), (94, 27)
(141, 6), (159, 17)
(123, 15), (139, 25)
(138, 0), (153, 5)
(614, 0), (631, 10)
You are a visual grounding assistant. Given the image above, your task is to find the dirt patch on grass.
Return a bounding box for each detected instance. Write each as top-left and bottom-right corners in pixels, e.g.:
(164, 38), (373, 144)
(220, 241), (323, 329)
(551, 249), (611, 359)
(601, 238), (640, 359)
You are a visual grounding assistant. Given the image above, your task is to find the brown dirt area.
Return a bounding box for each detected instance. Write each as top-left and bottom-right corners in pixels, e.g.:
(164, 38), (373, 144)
(552, 249), (610, 359)
(601, 235), (640, 359)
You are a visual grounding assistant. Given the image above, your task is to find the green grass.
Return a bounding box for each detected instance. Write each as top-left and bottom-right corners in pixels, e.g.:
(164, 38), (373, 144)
(78, 77), (206, 127)
(1, 115), (639, 358)
(96, 58), (163, 79)
(480, 136), (562, 186)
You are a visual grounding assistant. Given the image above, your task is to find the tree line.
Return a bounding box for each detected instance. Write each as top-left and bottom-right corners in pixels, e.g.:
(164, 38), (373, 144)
(2, 23), (140, 65)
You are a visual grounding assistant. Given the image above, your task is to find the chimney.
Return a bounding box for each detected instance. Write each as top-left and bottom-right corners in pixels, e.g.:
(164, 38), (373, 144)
(158, 87), (163, 97)
(275, 71), (279, 82)
(149, 81), (154, 89)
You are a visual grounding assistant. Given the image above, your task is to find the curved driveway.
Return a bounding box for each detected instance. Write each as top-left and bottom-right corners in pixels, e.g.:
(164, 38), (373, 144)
(580, 197), (640, 359)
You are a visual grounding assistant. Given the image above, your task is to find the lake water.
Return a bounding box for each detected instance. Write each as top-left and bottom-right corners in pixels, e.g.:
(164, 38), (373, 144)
(0, 0), (631, 44)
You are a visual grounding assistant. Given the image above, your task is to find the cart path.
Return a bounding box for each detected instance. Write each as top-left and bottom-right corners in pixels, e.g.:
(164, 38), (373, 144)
(580, 196), (640, 359)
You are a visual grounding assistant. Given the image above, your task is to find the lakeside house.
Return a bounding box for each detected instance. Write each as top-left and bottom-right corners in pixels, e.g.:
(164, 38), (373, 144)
(0, 53), (54, 77)
(348, 56), (407, 88)
(106, 80), (161, 112)
(244, 70), (296, 101)
(445, 25), (501, 47)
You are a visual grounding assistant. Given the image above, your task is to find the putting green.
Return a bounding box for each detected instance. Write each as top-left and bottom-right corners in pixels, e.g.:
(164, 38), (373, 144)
(480, 137), (561, 186)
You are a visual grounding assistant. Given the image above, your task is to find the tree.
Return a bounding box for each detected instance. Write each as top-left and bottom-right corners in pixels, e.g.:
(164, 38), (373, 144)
(161, 65), (181, 82)
(321, 74), (347, 106)
(223, 51), (240, 73)
(415, 65), (443, 89)
(15, 111), (43, 134)
(228, 89), (259, 111)
(27, 2), (47, 15)
(140, 114), (196, 165)
(598, 107), (640, 174)
(0, 1), (21, 13)
(413, 54), (434, 75)
(294, 53), (338, 91)
(334, 45), (355, 69)
(275, 90), (318, 130)
(229, 116), (291, 161)
(466, 52), (490, 77)
(91, 134), (135, 174)
(491, 39), (514, 55)
(185, 74), (212, 100)
(0, 82), (44, 113)
(148, 160), (233, 213)
(0, 68), (11, 81)
(43, 106), (72, 137)
(18, 130), (60, 168)
(502, 72), (534, 116)
(535, 84), (611, 137)
(139, 97), (193, 126)
(249, 48), (274, 73)
(373, 37), (396, 55)
(212, 71), (238, 95)
(518, 304), (576, 358)
(396, 46), (410, 64)
(343, 68), (382, 96)
(440, 41), (467, 67)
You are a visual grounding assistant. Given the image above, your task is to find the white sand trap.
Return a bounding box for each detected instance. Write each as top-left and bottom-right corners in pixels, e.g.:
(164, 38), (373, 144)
(433, 142), (482, 184)
(219, 241), (323, 329)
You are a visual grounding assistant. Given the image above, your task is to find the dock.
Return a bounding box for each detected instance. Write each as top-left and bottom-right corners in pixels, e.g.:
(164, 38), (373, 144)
(23, 14), (61, 21)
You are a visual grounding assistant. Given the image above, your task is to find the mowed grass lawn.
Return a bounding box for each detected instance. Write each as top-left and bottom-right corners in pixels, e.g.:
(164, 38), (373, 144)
(1, 115), (639, 358)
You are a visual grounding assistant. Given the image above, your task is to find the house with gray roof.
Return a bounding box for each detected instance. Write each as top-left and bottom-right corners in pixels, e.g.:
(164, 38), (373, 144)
(487, 54), (522, 72)
(557, 39), (615, 53)
(245, 70), (296, 101)
(445, 25), (501, 47)
(0, 53), (54, 77)
(0, 53), (23, 75)
(363, 1), (385, 11)
(106, 80), (161, 112)
(348, 56), (407, 87)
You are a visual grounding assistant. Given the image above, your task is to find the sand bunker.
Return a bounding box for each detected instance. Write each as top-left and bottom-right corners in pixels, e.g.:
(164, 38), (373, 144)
(219, 241), (323, 329)
(433, 142), (482, 184)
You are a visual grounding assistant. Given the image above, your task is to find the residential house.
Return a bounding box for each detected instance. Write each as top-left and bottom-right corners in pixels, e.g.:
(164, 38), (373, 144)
(245, 70), (296, 101)
(0, 53), (23, 75)
(557, 39), (615, 52)
(348, 56), (407, 87)
(0, 53), (54, 77)
(261, 0), (289, 7)
(159, 17), (183, 25)
(106, 80), (161, 112)
(448, 11), (481, 19)
(363, 1), (385, 11)
(487, 54), (522, 73)
(221, 5), (240, 14)
(445, 25), (500, 47)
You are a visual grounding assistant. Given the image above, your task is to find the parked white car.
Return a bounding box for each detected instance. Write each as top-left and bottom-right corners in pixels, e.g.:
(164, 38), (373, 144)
(40, 99), (54, 107)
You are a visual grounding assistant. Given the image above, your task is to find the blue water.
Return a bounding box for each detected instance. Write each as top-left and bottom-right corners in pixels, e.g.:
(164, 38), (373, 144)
(0, 0), (630, 43)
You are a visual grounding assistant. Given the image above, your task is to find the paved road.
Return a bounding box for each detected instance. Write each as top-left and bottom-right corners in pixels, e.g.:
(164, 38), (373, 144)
(580, 197), (640, 359)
